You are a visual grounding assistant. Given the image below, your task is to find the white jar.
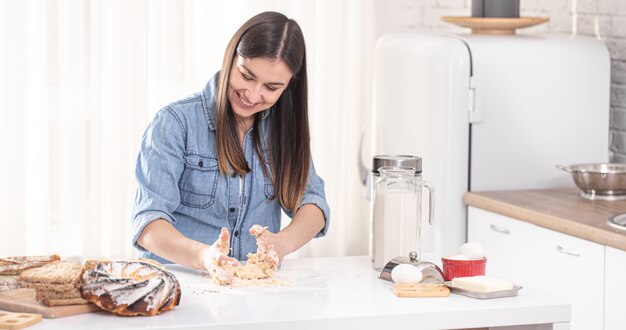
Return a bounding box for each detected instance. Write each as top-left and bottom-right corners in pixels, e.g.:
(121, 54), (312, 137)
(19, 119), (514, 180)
(372, 160), (434, 270)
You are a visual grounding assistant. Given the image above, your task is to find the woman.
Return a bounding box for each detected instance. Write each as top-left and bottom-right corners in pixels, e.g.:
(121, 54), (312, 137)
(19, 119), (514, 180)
(132, 12), (330, 283)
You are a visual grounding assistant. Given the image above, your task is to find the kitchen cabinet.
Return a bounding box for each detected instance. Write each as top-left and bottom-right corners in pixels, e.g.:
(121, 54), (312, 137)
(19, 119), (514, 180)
(466, 207), (536, 284)
(604, 246), (626, 329)
(468, 206), (604, 330)
(531, 222), (604, 330)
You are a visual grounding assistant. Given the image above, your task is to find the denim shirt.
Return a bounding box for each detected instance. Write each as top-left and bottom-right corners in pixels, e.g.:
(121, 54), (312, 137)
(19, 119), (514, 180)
(132, 72), (330, 264)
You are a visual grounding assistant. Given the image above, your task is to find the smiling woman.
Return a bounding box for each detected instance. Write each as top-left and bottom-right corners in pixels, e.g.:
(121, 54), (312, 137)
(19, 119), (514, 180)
(0, 1), (372, 261)
(132, 12), (331, 284)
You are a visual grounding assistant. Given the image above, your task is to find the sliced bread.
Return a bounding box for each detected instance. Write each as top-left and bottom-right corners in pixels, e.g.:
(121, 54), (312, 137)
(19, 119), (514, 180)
(22, 282), (80, 292)
(19, 261), (84, 285)
(43, 297), (90, 307)
(36, 288), (82, 301)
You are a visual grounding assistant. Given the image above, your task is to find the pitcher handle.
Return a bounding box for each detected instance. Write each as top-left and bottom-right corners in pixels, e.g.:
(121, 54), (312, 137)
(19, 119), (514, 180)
(421, 181), (435, 225)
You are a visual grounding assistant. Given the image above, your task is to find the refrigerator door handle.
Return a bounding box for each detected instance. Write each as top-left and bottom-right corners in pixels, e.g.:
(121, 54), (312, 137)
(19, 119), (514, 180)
(357, 127), (373, 201)
(468, 76), (485, 123)
(358, 127), (369, 186)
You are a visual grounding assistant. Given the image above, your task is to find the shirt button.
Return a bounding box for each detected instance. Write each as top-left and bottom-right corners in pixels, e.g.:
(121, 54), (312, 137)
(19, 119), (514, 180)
(234, 231), (239, 237)
(229, 207), (235, 213)
(198, 160), (204, 167)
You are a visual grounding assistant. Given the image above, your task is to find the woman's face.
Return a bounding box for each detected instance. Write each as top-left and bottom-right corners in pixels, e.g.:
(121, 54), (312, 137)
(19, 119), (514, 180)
(228, 55), (292, 126)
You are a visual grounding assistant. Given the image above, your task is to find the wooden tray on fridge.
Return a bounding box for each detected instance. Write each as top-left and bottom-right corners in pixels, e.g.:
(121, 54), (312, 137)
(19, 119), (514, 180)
(441, 16), (549, 34)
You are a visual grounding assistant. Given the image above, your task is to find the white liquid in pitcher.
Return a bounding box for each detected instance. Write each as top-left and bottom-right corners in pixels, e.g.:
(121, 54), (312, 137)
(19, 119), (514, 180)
(373, 190), (420, 270)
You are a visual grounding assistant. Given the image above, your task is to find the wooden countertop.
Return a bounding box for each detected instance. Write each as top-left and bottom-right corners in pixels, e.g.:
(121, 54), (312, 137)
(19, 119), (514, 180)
(464, 188), (626, 251)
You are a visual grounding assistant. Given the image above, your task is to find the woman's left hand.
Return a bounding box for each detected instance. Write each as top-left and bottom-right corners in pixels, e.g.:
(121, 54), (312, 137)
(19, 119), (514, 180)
(249, 224), (285, 267)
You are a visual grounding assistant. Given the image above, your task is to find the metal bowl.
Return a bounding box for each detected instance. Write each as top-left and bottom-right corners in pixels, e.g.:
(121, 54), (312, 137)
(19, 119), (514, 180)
(557, 163), (626, 199)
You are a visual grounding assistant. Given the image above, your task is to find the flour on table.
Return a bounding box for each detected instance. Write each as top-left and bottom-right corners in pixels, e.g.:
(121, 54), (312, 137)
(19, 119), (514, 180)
(200, 267), (292, 289)
(229, 275), (292, 288)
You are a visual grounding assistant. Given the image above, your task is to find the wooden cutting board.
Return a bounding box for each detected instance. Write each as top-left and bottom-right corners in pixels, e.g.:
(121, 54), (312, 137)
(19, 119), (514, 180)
(392, 283), (450, 298)
(0, 289), (100, 318)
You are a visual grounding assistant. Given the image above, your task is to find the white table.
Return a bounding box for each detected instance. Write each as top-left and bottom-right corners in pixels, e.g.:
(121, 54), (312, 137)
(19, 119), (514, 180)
(31, 256), (570, 330)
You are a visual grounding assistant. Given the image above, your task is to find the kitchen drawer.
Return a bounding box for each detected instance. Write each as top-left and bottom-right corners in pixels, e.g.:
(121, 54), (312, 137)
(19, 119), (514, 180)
(467, 207), (537, 285)
(468, 206), (604, 330)
(529, 224), (604, 330)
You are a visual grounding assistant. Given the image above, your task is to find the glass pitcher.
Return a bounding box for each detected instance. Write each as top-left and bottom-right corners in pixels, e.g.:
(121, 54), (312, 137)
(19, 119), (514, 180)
(372, 166), (434, 270)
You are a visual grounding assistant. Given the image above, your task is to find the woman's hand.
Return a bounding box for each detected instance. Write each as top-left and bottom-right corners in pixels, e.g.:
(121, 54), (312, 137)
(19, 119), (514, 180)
(249, 224), (284, 267)
(201, 227), (240, 284)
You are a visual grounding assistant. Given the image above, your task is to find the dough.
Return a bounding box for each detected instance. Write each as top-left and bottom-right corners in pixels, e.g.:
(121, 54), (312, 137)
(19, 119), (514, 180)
(212, 225), (278, 285)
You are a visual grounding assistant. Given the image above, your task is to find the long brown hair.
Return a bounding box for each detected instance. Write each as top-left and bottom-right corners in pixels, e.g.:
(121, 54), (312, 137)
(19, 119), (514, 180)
(216, 12), (310, 214)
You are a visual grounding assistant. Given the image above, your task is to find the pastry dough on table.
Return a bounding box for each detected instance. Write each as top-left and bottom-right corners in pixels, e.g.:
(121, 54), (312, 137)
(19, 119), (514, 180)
(212, 224), (279, 285)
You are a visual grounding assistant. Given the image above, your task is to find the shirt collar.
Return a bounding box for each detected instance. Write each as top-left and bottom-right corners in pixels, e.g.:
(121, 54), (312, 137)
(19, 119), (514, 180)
(202, 71), (272, 132)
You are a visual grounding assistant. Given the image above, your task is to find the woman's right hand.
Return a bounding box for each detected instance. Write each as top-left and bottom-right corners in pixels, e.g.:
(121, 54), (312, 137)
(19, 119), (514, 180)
(201, 227), (240, 284)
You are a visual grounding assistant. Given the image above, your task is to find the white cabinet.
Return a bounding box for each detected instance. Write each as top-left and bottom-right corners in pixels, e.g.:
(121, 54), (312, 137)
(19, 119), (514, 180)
(605, 246), (626, 329)
(467, 207), (537, 285)
(530, 222), (604, 330)
(468, 206), (605, 330)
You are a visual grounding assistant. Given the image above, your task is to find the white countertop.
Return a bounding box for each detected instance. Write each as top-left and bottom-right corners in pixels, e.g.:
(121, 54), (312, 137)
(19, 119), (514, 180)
(30, 256), (570, 330)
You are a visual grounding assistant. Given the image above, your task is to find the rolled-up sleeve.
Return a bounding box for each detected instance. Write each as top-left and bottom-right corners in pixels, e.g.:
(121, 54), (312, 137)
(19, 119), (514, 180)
(132, 108), (186, 251)
(298, 161), (330, 238)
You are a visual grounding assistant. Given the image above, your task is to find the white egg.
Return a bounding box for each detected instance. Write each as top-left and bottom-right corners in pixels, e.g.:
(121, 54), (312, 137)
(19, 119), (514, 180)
(391, 264), (423, 284)
(445, 254), (470, 260)
(459, 242), (486, 259)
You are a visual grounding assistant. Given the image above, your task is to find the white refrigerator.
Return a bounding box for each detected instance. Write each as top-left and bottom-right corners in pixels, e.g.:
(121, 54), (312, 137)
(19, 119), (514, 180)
(369, 32), (610, 257)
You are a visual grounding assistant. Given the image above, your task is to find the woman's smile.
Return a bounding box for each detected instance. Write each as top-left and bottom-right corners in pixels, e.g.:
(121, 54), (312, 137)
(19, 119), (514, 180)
(236, 91), (256, 109)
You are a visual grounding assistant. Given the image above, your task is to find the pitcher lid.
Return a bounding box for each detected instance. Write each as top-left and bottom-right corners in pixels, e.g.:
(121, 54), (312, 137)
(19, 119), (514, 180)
(373, 155), (422, 174)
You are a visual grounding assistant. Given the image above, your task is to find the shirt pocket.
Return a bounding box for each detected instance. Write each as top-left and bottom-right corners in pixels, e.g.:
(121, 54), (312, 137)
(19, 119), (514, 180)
(179, 153), (219, 208)
(262, 150), (275, 199)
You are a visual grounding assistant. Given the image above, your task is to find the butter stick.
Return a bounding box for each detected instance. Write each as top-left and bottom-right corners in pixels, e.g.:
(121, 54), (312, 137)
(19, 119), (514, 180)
(451, 275), (514, 292)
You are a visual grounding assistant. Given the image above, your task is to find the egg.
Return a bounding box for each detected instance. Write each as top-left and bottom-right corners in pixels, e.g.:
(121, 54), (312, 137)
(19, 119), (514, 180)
(445, 254), (470, 260)
(391, 264), (423, 284)
(458, 242), (486, 259)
